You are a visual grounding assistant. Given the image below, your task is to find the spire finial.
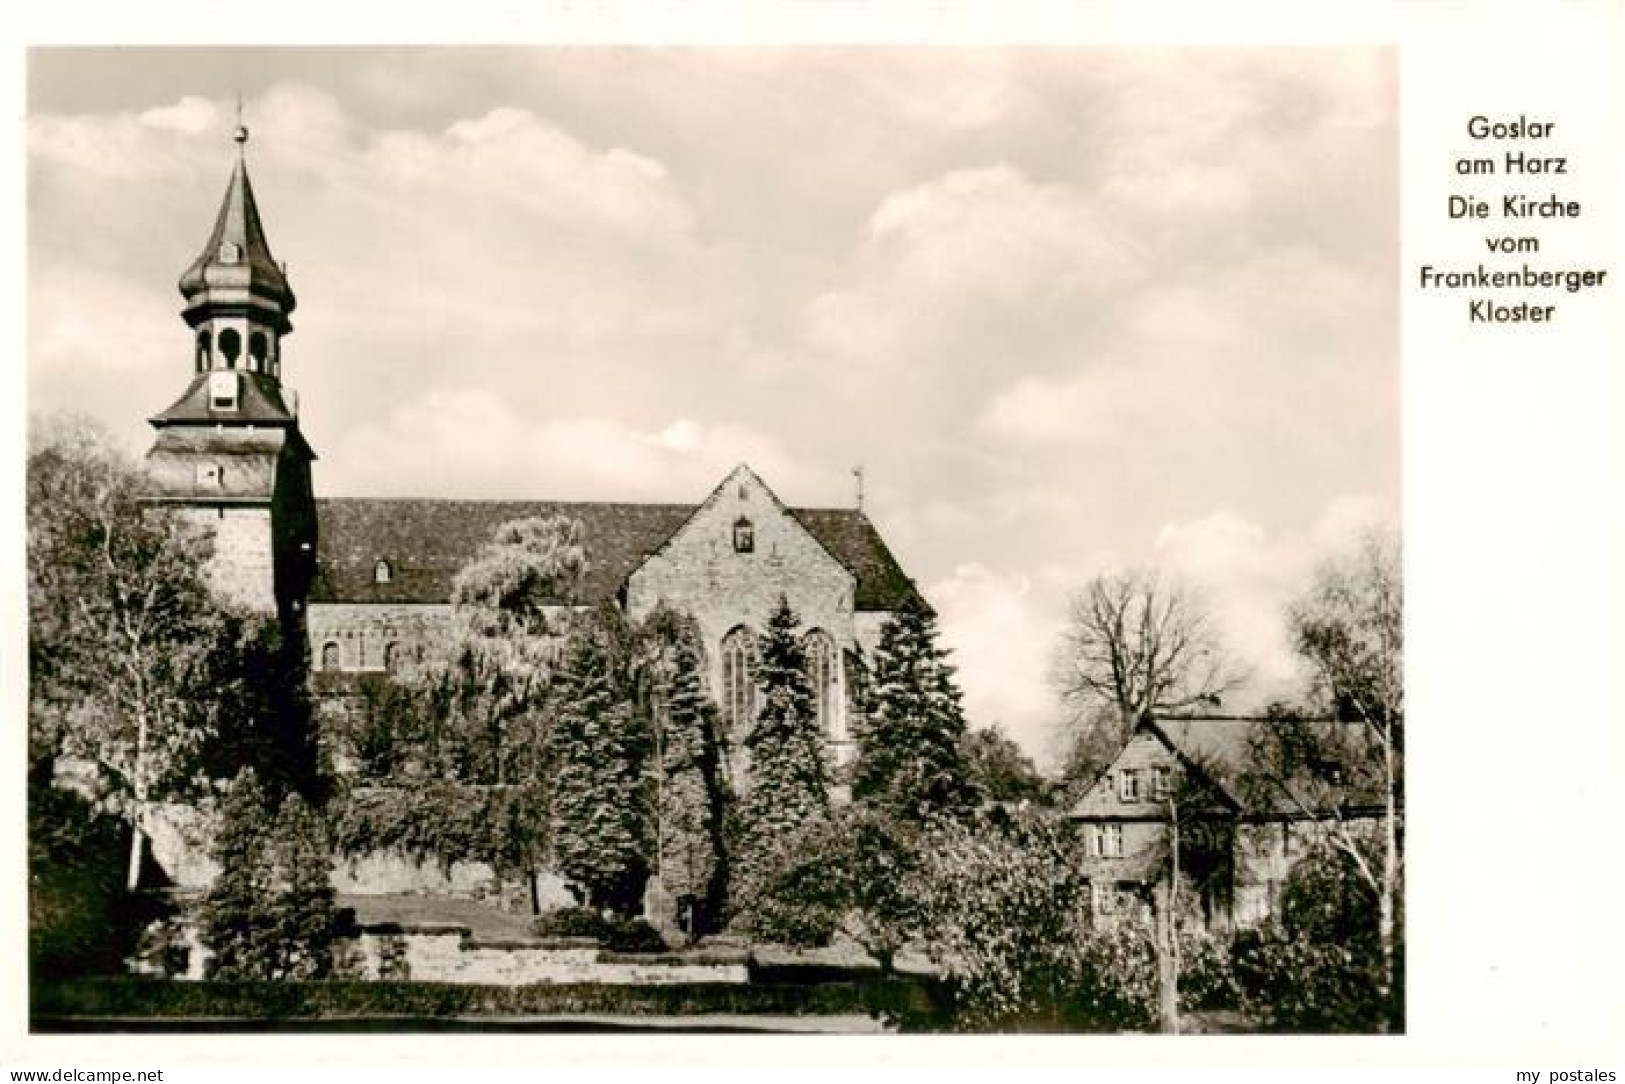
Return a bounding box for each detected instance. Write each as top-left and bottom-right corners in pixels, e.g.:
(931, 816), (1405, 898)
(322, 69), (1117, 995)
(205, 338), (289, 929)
(853, 464), (865, 512)
(233, 92), (249, 152)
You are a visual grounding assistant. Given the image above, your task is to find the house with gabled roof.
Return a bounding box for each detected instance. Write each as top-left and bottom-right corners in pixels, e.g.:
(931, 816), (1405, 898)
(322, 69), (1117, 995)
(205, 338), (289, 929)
(1070, 715), (1390, 931)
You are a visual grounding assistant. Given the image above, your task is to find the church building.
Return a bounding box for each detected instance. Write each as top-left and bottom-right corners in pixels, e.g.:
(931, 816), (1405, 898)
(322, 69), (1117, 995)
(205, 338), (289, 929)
(143, 129), (923, 779)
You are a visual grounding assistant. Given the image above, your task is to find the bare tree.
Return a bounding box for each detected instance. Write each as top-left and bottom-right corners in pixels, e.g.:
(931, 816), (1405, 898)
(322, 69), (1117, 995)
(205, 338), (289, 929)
(1052, 570), (1245, 785)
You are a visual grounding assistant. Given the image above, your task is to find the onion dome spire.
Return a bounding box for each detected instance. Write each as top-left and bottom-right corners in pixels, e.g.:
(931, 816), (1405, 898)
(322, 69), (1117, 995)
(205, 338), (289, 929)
(177, 115), (296, 335)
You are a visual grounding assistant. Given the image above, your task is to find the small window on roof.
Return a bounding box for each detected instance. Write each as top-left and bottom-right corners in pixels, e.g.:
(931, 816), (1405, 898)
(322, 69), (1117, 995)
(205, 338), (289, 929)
(733, 517), (754, 553)
(218, 241), (241, 264)
(374, 559), (393, 584)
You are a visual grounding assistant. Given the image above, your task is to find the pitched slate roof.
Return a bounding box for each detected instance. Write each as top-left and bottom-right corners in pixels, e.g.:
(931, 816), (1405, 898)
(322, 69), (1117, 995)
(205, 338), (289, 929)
(310, 498), (923, 612)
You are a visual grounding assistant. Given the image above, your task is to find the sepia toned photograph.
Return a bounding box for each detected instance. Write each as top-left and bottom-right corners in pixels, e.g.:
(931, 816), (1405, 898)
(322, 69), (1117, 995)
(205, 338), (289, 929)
(24, 46), (1401, 1035)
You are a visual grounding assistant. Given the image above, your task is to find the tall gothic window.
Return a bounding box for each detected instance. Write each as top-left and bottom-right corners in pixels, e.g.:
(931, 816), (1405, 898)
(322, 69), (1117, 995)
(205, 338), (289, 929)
(195, 330), (211, 372)
(802, 629), (837, 739)
(719, 626), (757, 743)
(383, 641), (400, 673)
(320, 641), (340, 671)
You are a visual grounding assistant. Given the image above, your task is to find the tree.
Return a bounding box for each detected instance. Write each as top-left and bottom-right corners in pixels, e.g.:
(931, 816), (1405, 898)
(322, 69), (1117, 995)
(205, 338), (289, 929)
(732, 596), (830, 926)
(199, 769), (339, 980)
(1244, 530), (1403, 1028)
(27, 414), (247, 890)
(911, 808), (1158, 1030)
(961, 726), (1049, 806)
(328, 515), (584, 910)
(651, 615), (728, 939)
(853, 597), (977, 821)
(548, 611), (655, 914)
(1052, 570), (1244, 791)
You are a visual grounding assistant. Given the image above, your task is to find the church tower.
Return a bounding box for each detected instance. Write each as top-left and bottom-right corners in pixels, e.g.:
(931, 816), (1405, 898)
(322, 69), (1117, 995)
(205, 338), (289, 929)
(143, 121), (316, 626)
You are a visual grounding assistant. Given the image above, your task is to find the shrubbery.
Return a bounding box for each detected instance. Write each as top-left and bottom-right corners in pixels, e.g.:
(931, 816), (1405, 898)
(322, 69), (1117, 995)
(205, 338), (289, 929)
(1229, 847), (1401, 1032)
(531, 906), (668, 953)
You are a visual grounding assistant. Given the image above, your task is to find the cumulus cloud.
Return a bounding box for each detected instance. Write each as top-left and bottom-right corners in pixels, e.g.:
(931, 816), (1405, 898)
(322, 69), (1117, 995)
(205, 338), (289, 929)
(328, 387), (835, 504)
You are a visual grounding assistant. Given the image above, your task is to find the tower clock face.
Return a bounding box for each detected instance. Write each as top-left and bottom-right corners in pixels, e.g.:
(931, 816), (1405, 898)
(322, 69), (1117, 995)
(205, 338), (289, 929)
(195, 462), (222, 486)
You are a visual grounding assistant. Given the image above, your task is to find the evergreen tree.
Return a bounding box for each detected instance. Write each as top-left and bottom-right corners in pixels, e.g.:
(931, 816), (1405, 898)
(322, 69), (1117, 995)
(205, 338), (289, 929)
(733, 596), (830, 924)
(549, 614), (654, 914)
(654, 617), (728, 939)
(854, 597), (977, 822)
(199, 769), (337, 980)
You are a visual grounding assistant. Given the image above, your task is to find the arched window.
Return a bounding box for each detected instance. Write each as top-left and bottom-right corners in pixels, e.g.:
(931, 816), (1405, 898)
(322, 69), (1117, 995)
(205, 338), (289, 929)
(802, 629), (838, 739)
(248, 331), (268, 371)
(320, 641), (340, 671)
(218, 328), (241, 368)
(195, 330), (212, 372)
(719, 626), (757, 742)
(383, 641), (400, 673)
(374, 559), (393, 584)
(733, 517), (754, 553)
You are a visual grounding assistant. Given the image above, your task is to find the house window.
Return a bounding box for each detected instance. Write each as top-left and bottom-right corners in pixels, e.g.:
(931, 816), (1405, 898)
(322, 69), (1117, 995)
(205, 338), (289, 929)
(320, 641), (340, 671)
(720, 627), (757, 742)
(1152, 766), (1171, 800)
(374, 559), (393, 584)
(1119, 768), (1141, 802)
(802, 629), (837, 738)
(733, 517), (755, 553)
(1092, 881), (1117, 916)
(1090, 823), (1123, 858)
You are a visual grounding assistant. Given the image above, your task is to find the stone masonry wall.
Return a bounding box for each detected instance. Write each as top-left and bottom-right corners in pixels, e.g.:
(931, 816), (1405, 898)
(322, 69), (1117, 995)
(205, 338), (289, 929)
(307, 601), (453, 674)
(344, 929), (749, 986)
(173, 505), (277, 614)
(626, 467), (857, 733)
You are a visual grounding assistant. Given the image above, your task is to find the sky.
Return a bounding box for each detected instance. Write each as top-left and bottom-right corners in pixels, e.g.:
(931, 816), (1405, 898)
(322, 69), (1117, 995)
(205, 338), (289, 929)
(26, 47), (1399, 766)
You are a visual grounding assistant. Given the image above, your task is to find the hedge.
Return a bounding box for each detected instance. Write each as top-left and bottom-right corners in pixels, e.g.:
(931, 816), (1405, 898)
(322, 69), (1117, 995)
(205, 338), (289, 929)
(31, 976), (955, 1032)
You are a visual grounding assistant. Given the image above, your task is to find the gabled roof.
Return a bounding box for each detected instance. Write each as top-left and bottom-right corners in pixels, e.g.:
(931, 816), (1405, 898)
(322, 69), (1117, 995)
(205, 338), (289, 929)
(309, 496), (924, 612)
(1070, 715), (1387, 821)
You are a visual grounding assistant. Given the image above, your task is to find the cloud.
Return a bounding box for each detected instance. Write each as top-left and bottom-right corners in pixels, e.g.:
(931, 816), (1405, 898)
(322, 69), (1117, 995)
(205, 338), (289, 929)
(928, 562), (1068, 766)
(327, 387), (833, 504)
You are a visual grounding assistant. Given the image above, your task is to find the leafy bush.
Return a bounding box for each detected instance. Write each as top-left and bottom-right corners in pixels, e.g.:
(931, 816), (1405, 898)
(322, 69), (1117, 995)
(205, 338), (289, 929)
(604, 918), (668, 954)
(530, 907), (668, 953)
(1229, 847), (1400, 1032)
(1176, 928), (1240, 1012)
(28, 779), (154, 979)
(531, 905), (614, 940)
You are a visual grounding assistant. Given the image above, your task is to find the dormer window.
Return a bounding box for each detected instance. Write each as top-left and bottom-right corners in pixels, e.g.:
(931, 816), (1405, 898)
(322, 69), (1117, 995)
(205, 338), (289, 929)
(374, 559), (393, 584)
(208, 370), (238, 411)
(732, 517), (754, 553)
